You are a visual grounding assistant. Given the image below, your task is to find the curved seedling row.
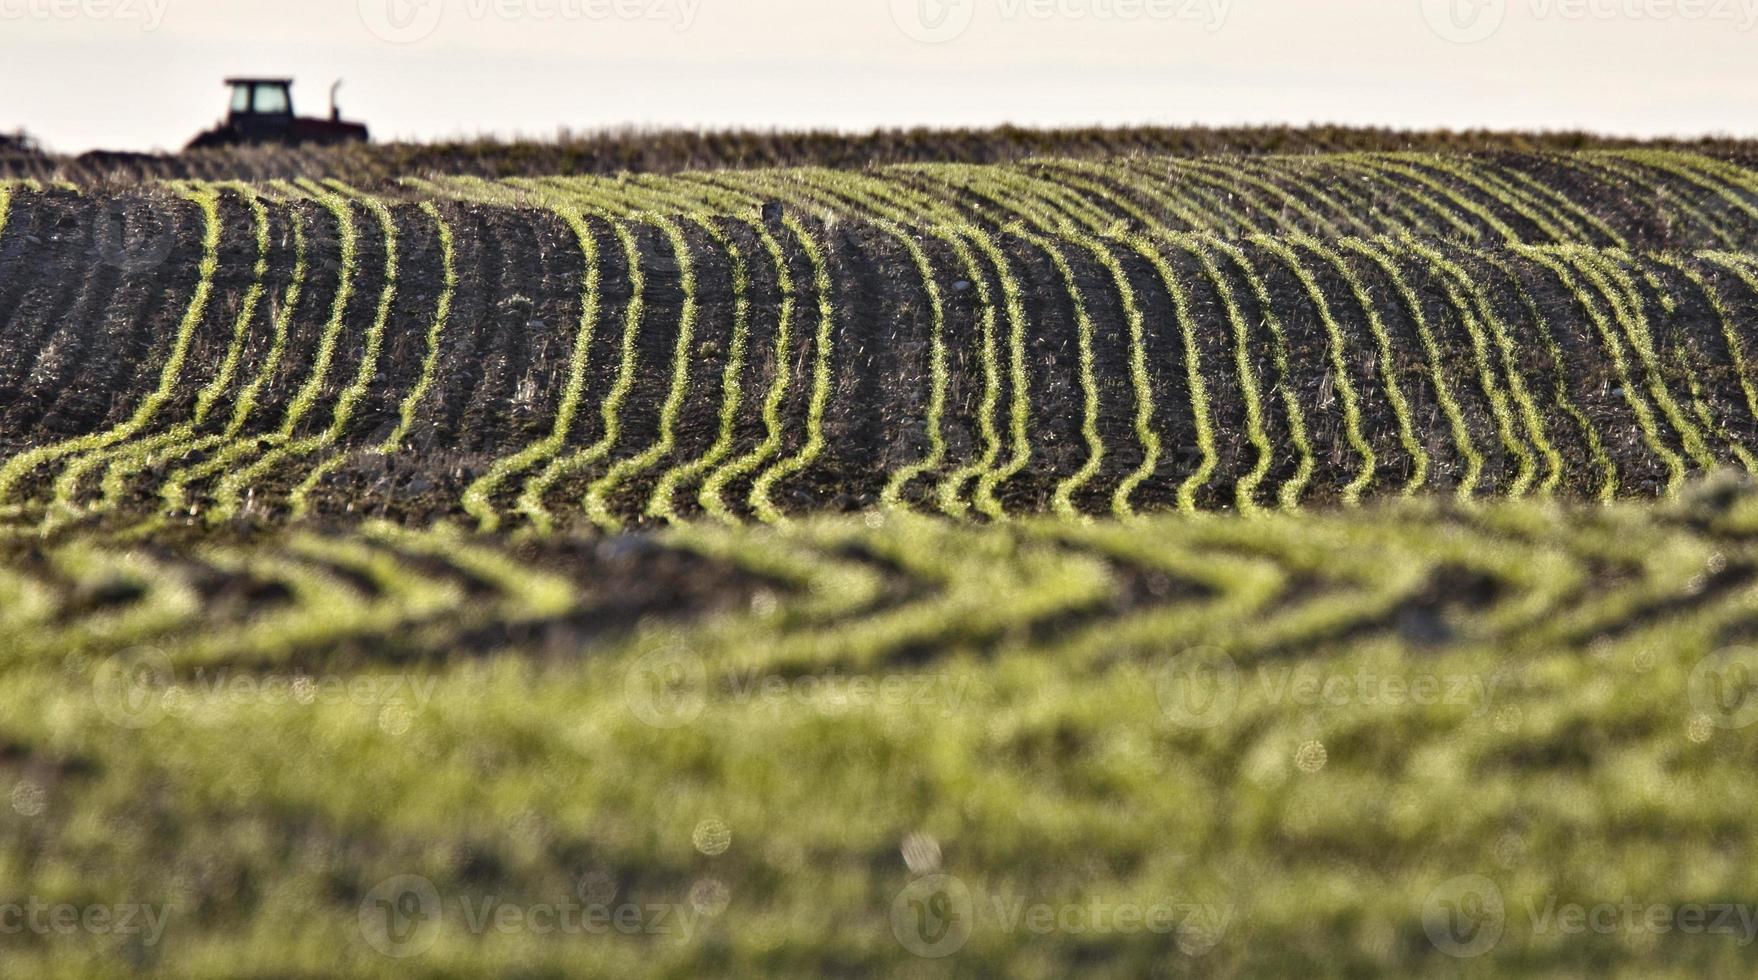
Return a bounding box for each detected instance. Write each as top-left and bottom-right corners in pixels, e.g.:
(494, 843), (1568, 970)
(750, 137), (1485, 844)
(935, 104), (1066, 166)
(379, 201), (458, 452)
(283, 183), (403, 519)
(798, 170), (997, 518)
(1558, 154), (1740, 250)
(1400, 237), (1557, 494)
(1694, 253), (1758, 456)
(1202, 236), (1315, 509)
(1388, 238), (1532, 495)
(0, 184), (221, 519)
(1011, 172), (1236, 514)
(457, 195), (598, 531)
(988, 168), (1165, 518)
(1338, 238), (1482, 500)
(150, 194), (310, 526)
(957, 168), (1107, 520)
(1131, 235), (1215, 513)
(1236, 157), (1378, 238)
(1516, 245), (1686, 495)
(747, 213), (837, 524)
(1573, 247), (1717, 471)
(1476, 248), (1619, 501)
(1151, 159), (1283, 235)
(1289, 158), (1447, 241)
(582, 212), (700, 530)
(1046, 160), (1213, 235)
(1191, 157), (1347, 238)
(1093, 230), (1162, 518)
(838, 171), (1023, 519)
(0, 181), (14, 244)
(11, 158), (1758, 528)
(1090, 159), (1229, 234)
(207, 181), (361, 521)
(877, 170), (1036, 518)
(696, 194), (798, 524)
(645, 213), (755, 522)
(1293, 234), (1429, 495)
(1662, 252), (1758, 472)
(1412, 156), (1587, 244)
(1252, 234), (1377, 504)
(74, 183), (272, 525)
(1325, 155), (1486, 242)
(1355, 155), (1525, 242)
(1110, 159), (1238, 235)
(515, 211), (644, 534)
(1176, 237), (1274, 512)
(1616, 151), (1758, 232)
(734, 170), (951, 516)
(1137, 158), (1279, 237)
(1490, 160), (1629, 248)
(1669, 335), (1758, 477)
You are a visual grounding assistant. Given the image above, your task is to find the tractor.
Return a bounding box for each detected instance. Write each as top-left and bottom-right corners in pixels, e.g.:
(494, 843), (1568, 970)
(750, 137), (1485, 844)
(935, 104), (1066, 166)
(0, 130), (42, 155)
(186, 78), (369, 150)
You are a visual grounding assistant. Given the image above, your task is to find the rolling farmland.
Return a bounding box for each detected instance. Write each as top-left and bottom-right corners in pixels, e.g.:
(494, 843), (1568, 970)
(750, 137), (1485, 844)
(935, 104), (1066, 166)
(5, 140), (1758, 976)
(11, 153), (1758, 525)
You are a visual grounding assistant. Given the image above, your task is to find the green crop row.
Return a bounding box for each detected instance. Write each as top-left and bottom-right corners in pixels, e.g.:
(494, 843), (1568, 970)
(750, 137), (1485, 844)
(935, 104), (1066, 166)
(10, 162), (1758, 528)
(0, 183), (222, 520)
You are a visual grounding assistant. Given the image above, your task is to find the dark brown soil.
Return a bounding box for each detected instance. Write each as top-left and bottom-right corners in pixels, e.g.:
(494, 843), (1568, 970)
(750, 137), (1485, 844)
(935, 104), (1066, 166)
(6, 168), (1758, 527)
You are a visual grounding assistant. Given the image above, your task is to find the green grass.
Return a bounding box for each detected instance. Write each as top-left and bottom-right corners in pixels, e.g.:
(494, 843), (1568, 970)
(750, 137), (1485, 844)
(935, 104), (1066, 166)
(2, 490), (1758, 976)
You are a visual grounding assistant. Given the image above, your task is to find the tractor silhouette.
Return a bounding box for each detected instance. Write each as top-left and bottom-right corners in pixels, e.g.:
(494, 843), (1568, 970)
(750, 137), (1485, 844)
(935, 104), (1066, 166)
(0, 130), (42, 155)
(186, 78), (369, 150)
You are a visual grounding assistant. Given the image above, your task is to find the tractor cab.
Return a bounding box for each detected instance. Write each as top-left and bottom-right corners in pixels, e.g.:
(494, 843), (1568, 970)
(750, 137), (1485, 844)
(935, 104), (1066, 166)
(187, 77), (370, 150)
(224, 78), (295, 139)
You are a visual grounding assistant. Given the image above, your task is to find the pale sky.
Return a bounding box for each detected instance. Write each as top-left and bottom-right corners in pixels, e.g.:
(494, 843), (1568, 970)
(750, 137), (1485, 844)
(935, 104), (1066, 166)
(4, 0), (1757, 153)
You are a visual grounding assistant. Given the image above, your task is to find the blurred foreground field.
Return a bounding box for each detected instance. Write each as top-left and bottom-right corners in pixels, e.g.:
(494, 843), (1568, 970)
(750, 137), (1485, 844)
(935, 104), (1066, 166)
(3, 487), (1758, 976)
